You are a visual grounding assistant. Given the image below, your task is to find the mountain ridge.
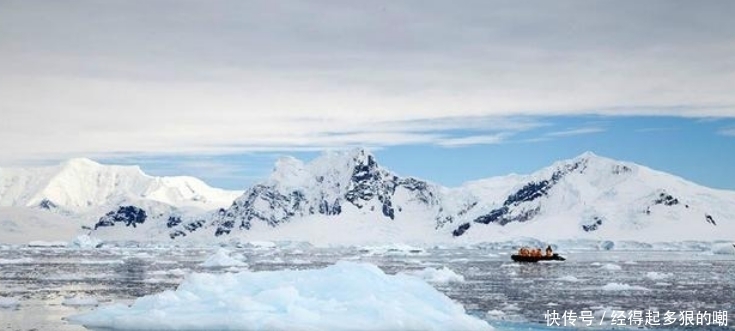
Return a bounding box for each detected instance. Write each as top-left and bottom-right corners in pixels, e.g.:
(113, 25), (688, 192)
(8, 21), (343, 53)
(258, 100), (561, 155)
(1, 150), (733, 244)
(0, 158), (241, 212)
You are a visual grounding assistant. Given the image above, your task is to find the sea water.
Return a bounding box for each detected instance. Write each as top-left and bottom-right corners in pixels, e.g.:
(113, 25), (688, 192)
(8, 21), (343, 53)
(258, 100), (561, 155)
(0, 246), (732, 330)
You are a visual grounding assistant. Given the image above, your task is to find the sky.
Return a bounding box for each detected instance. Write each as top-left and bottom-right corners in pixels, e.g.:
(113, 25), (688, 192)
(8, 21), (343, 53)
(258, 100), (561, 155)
(1, 1), (734, 190)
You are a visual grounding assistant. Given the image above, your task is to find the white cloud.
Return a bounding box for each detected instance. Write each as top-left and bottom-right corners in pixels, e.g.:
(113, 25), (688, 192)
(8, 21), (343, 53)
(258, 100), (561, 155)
(437, 134), (508, 147)
(1, 1), (734, 165)
(546, 127), (606, 137)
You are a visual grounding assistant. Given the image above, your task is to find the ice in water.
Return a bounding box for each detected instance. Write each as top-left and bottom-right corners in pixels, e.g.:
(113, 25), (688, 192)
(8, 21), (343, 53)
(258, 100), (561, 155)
(0, 245), (733, 330)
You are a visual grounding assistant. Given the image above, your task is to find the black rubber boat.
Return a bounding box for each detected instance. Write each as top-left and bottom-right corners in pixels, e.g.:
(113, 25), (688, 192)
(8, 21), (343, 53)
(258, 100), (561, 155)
(511, 253), (566, 262)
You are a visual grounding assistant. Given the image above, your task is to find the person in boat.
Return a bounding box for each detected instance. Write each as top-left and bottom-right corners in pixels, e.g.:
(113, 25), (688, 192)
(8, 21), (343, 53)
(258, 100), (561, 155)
(546, 245), (553, 257)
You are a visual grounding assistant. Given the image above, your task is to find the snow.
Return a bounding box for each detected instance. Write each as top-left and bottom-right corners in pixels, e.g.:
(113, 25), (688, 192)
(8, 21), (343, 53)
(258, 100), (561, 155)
(199, 249), (247, 268)
(0, 297), (19, 309)
(0, 158), (241, 212)
(68, 261), (492, 331)
(645, 271), (672, 281)
(403, 266), (465, 284)
(62, 297), (99, 307)
(600, 283), (650, 291)
(3, 150), (735, 245)
(600, 263), (622, 271)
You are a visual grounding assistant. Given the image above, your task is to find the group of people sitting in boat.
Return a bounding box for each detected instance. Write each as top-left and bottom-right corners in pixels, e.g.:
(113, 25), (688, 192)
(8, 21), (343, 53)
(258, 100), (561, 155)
(517, 245), (554, 257)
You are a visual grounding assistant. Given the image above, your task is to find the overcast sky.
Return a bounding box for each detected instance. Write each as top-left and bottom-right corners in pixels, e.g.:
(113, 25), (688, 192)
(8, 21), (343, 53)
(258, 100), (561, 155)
(1, 1), (734, 188)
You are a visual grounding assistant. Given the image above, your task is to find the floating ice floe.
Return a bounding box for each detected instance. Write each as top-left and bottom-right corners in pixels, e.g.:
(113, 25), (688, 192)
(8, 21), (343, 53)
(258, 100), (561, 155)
(598, 240), (615, 251)
(600, 263), (622, 271)
(711, 243), (735, 255)
(600, 283), (649, 291)
(402, 266), (465, 284)
(0, 297), (19, 309)
(645, 271), (672, 281)
(361, 243), (424, 255)
(27, 240), (67, 247)
(200, 249), (247, 268)
(63, 297), (99, 307)
(68, 261), (492, 331)
(78, 259), (124, 265)
(69, 235), (104, 249)
(0, 257), (33, 264)
(486, 309), (506, 320)
(245, 241), (277, 249)
(557, 275), (580, 282)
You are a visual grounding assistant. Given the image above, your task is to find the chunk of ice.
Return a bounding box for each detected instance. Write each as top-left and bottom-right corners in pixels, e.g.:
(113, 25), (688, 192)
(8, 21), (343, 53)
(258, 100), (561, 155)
(600, 263), (622, 271)
(557, 275), (580, 282)
(0, 297), (19, 309)
(403, 266), (465, 284)
(600, 282), (649, 291)
(200, 248), (247, 268)
(68, 261), (492, 331)
(645, 271), (672, 280)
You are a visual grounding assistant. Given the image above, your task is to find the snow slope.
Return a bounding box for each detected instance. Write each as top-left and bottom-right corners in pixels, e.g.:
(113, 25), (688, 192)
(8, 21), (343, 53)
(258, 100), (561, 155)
(0, 158), (241, 243)
(196, 149), (735, 243)
(3, 150), (735, 244)
(452, 152), (735, 242)
(0, 158), (240, 212)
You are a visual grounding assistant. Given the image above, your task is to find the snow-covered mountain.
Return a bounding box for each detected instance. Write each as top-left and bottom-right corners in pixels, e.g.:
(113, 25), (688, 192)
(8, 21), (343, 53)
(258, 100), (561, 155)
(450, 151), (735, 242)
(0, 158), (241, 243)
(147, 148), (733, 244)
(2, 150), (734, 245)
(0, 158), (240, 212)
(211, 149), (442, 236)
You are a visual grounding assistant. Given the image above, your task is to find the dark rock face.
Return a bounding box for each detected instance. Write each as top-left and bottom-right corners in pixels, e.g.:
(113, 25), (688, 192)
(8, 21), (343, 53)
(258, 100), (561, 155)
(94, 206), (147, 229)
(705, 214), (716, 226)
(39, 199), (57, 210)
(654, 192), (679, 206)
(462, 159), (588, 231)
(169, 219), (206, 238)
(612, 164), (632, 175)
(452, 223), (471, 237)
(582, 216), (604, 232)
(212, 150), (439, 237)
(166, 216), (182, 228)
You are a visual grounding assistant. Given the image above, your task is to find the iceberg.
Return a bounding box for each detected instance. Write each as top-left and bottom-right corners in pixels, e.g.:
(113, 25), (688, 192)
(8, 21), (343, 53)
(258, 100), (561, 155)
(711, 243), (735, 255)
(199, 248), (247, 268)
(600, 283), (649, 291)
(69, 235), (103, 248)
(0, 257), (33, 264)
(0, 297), (19, 309)
(599, 263), (622, 271)
(645, 271), (672, 281)
(402, 266), (465, 284)
(557, 275), (580, 282)
(68, 261), (492, 331)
